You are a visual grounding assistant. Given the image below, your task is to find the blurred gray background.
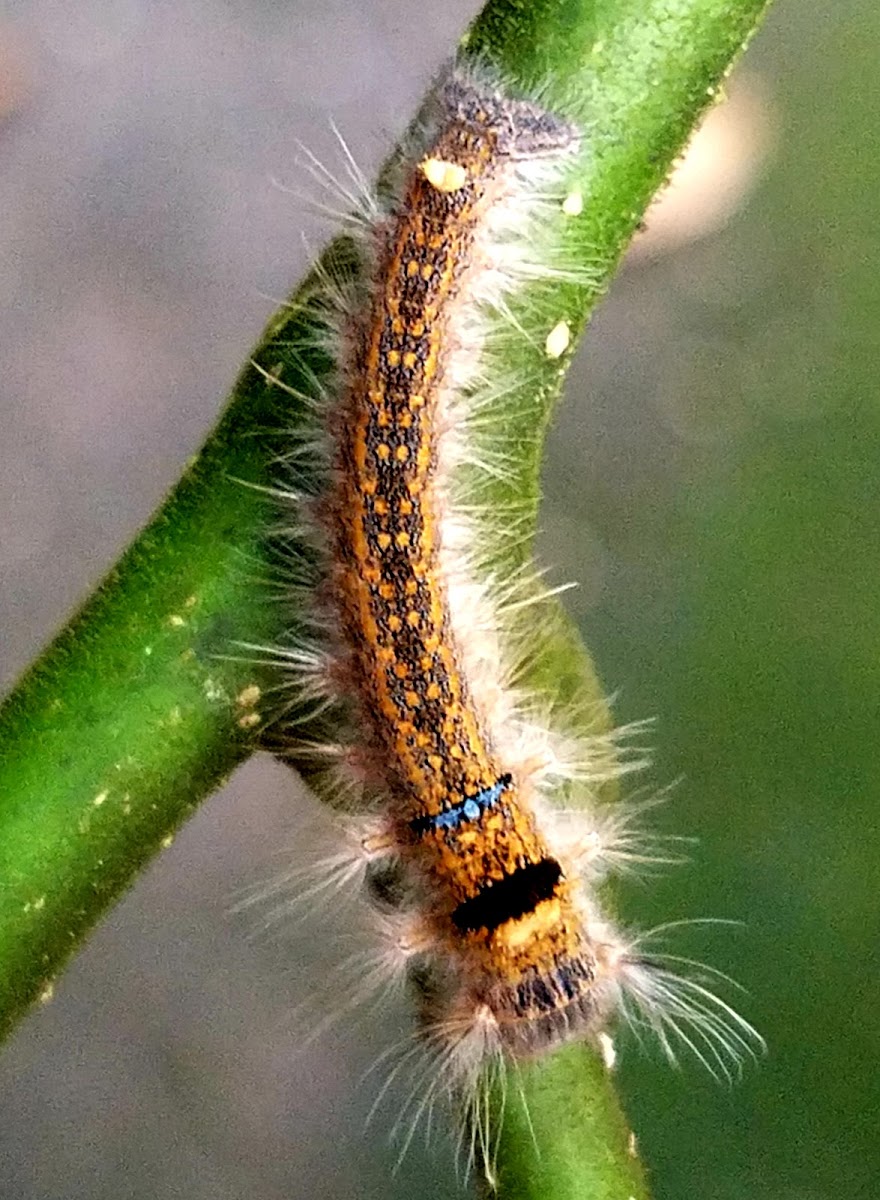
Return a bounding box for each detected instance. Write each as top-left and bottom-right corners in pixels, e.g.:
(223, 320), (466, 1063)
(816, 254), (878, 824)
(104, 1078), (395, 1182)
(1, 1), (878, 1198)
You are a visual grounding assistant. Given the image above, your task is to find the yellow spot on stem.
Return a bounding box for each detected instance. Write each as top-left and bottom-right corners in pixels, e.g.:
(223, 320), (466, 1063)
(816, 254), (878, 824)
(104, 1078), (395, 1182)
(93, 791), (108, 807)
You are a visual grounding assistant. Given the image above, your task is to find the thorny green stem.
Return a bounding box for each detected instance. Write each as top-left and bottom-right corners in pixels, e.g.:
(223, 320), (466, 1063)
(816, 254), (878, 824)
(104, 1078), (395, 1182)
(0, 0), (771, 1196)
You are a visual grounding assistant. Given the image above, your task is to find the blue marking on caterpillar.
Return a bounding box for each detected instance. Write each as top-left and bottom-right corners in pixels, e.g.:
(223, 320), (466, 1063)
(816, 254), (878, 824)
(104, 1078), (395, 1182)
(410, 773), (513, 836)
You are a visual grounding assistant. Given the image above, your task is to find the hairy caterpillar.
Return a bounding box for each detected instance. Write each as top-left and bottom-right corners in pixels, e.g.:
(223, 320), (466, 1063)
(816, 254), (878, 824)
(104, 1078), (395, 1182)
(255, 62), (762, 1167)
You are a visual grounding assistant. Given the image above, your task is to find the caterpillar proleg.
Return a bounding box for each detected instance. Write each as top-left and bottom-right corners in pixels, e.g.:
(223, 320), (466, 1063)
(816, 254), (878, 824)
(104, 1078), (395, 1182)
(259, 60), (762, 1167)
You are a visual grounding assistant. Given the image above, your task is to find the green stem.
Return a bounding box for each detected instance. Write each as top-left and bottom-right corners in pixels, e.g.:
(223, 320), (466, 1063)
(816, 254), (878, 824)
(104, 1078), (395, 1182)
(0, 0), (771, 1195)
(461, 6), (772, 1195)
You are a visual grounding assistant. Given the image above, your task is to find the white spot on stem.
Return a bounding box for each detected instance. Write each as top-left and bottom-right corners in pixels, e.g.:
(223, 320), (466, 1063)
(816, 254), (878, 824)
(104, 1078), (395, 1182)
(562, 189), (583, 216)
(598, 1031), (617, 1070)
(545, 319), (571, 359)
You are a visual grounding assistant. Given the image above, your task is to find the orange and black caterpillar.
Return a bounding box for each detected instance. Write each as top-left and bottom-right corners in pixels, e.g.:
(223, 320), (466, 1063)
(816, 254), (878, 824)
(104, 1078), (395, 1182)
(326, 76), (604, 1054)
(260, 60), (761, 1151)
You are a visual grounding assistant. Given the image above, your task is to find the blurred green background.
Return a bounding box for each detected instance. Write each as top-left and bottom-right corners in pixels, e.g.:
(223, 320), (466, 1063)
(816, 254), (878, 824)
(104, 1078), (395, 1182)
(0, 1), (876, 1198)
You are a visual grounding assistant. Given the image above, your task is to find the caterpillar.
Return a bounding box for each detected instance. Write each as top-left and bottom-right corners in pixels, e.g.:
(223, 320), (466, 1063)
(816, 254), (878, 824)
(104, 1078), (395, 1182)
(254, 61), (761, 1170)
